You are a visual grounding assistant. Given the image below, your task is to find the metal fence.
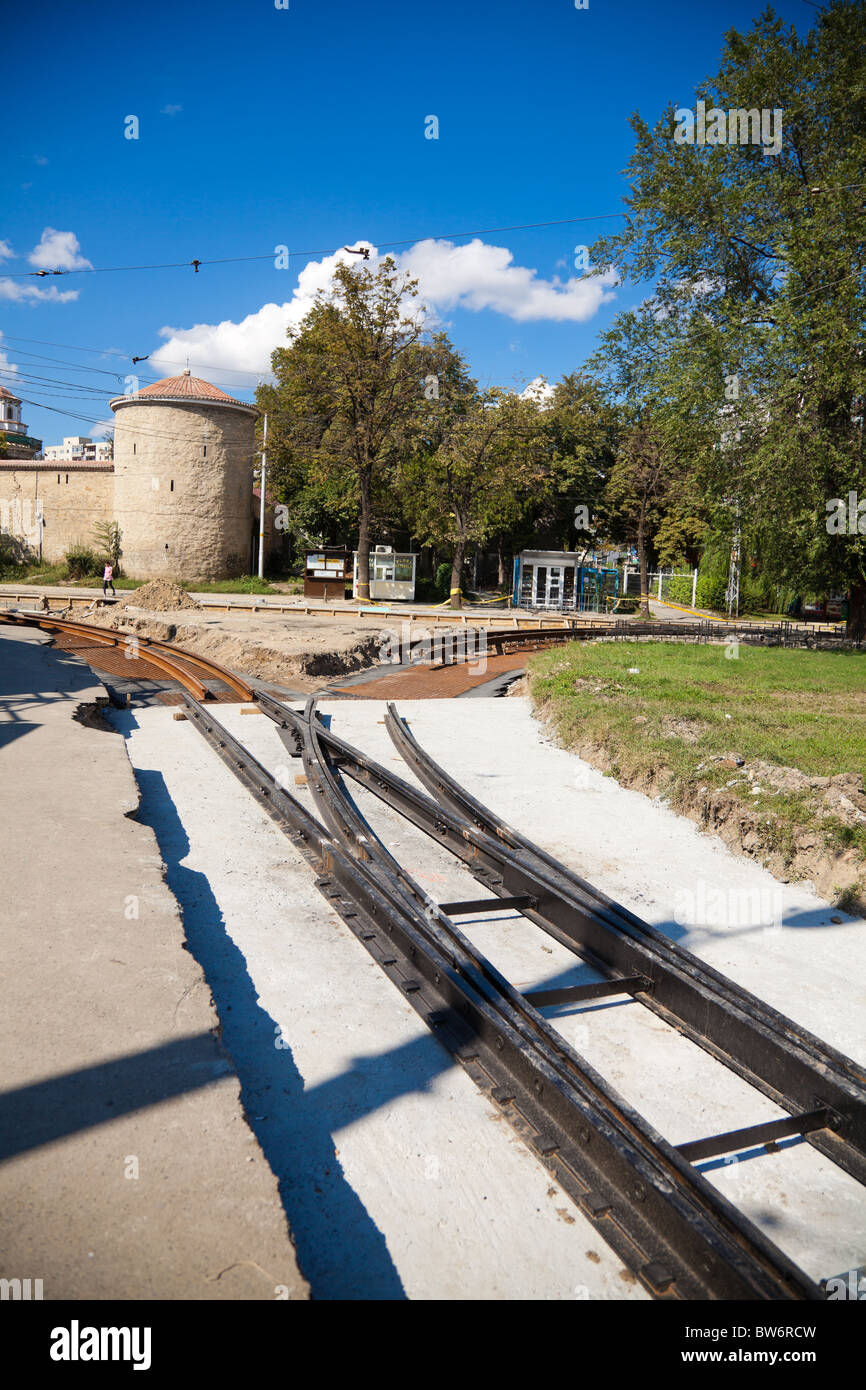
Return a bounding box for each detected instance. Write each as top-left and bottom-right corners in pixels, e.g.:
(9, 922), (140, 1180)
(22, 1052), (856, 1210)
(623, 568), (698, 606)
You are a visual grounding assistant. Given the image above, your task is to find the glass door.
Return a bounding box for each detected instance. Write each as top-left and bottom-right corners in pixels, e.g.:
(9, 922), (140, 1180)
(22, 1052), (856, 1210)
(547, 566), (564, 607)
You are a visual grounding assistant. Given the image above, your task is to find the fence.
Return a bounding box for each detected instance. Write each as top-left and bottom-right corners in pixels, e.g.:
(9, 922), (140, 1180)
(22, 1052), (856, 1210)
(622, 568), (698, 607)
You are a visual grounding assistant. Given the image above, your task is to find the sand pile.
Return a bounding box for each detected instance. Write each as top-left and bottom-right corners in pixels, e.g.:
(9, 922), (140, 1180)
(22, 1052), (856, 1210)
(118, 580), (199, 612)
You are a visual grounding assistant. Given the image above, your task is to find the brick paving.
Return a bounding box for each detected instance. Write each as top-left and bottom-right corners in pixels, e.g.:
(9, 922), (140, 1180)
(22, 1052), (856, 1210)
(51, 634), (242, 703)
(52, 632), (528, 702)
(337, 651), (527, 699)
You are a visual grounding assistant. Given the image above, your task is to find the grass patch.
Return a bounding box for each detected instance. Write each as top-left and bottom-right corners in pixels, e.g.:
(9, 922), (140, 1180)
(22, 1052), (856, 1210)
(527, 640), (866, 871)
(180, 576), (280, 595)
(0, 563), (299, 596)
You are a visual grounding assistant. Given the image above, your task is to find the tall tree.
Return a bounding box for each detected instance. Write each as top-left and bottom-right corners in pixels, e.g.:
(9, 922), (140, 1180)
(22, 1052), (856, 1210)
(258, 256), (426, 599)
(402, 389), (547, 607)
(588, 1), (866, 632)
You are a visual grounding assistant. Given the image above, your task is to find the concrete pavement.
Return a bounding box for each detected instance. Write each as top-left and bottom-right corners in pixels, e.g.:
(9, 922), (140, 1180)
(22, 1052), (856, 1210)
(0, 628), (308, 1300)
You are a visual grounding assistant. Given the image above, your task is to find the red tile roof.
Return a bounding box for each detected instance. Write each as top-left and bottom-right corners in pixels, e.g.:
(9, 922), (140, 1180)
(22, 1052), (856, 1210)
(110, 369), (256, 412)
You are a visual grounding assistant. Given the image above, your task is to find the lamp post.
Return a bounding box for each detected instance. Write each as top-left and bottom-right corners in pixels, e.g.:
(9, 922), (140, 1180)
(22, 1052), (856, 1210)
(258, 413), (267, 581)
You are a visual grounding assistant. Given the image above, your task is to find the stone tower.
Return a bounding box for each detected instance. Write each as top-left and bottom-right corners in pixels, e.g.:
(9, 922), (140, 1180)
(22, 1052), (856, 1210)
(109, 370), (258, 580)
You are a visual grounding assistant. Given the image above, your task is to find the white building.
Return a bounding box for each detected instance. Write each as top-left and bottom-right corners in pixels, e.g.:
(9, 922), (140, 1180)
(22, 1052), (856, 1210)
(44, 435), (113, 462)
(0, 384), (28, 436)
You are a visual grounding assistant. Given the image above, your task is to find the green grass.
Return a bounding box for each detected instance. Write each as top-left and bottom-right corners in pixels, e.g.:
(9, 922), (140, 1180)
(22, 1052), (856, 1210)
(179, 576), (280, 595)
(0, 564), (300, 595)
(528, 640), (866, 865)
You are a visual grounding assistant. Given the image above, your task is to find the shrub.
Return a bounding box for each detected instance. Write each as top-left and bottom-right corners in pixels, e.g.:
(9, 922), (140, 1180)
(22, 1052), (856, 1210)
(64, 544), (100, 579)
(435, 561), (452, 600)
(665, 575), (694, 605)
(695, 575), (728, 611)
(0, 533), (32, 577)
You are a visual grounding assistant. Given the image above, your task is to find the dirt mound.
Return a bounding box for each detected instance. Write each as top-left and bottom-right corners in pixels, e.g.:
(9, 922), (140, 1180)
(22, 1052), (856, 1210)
(119, 581), (199, 612)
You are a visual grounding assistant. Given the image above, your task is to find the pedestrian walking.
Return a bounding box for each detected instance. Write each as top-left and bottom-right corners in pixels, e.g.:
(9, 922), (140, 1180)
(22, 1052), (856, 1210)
(103, 562), (116, 598)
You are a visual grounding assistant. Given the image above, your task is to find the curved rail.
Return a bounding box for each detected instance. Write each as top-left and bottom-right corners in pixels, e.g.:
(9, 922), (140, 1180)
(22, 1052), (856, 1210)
(0, 609), (254, 702)
(270, 697), (820, 1300)
(257, 691), (866, 1192)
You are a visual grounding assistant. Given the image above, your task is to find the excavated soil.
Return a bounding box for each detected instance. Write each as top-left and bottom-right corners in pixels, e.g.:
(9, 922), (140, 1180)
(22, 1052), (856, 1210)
(87, 603), (431, 692)
(117, 580), (200, 612)
(534, 709), (866, 908)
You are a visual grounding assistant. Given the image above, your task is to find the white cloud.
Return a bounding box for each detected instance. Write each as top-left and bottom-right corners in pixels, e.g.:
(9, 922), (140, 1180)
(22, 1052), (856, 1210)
(0, 279), (79, 303)
(28, 227), (91, 272)
(520, 375), (555, 405)
(161, 104), (183, 116)
(0, 240), (14, 261)
(152, 243), (385, 382)
(151, 238), (619, 381)
(398, 239), (618, 322)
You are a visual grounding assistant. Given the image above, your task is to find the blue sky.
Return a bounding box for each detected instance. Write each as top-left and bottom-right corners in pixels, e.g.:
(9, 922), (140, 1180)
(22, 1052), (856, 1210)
(2, 0), (811, 447)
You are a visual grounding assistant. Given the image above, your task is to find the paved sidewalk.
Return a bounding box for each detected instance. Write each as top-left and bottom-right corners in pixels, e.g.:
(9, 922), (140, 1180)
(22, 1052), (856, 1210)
(0, 628), (308, 1300)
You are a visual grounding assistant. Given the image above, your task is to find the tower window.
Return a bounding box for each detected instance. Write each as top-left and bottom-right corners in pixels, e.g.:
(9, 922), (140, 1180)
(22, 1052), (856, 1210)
(133, 442), (136, 455)
(170, 479), (174, 492)
(203, 445), (207, 458)
(65, 474), (69, 484)
(57, 474), (60, 484)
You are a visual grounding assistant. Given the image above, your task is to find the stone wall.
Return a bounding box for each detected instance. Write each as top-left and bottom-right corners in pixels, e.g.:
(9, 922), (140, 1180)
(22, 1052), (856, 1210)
(0, 464), (114, 563)
(112, 400), (255, 579)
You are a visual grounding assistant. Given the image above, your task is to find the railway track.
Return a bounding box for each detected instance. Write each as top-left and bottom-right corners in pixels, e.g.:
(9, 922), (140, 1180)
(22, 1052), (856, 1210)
(178, 690), (865, 1301)
(480, 617), (846, 656)
(0, 608), (254, 702)
(4, 608), (862, 1295)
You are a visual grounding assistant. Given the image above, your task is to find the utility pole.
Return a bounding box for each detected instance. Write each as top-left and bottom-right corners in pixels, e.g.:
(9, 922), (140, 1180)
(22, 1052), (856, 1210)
(726, 504), (741, 618)
(258, 412), (268, 581)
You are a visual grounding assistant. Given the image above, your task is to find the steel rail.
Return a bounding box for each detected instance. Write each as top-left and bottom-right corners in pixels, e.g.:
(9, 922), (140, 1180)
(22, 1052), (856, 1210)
(0, 609), (254, 702)
(271, 696), (821, 1300)
(379, 704), (866, 1185)
(477, 618), (845, 656)
(255, 690), (866, 1194)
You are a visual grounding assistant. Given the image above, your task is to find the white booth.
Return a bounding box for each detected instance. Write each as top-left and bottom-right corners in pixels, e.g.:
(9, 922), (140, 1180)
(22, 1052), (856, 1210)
(353, 546), (417, 601)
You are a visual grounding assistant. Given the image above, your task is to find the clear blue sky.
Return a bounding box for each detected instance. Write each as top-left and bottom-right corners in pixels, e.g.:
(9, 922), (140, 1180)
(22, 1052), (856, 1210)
(2, 0), (812, 447)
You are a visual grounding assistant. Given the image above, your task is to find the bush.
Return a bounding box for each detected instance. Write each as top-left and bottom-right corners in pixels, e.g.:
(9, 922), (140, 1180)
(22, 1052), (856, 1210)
(695, 575), (728, 611)
(665, 575), (694, 605)
(0, 533), (32, 577)
(435, 561), (452, 600)
(64, 544), (100, 580)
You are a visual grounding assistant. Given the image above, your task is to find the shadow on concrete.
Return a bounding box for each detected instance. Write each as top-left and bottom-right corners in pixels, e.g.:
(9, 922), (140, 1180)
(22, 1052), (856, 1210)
(0, 1034), (232, 1163)
(131, 759), (418, 1300)
(0, 718), (41, 750)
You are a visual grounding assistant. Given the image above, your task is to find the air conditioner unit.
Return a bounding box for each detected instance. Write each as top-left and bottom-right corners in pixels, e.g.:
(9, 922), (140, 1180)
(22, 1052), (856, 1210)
(374, 545), (393, 554)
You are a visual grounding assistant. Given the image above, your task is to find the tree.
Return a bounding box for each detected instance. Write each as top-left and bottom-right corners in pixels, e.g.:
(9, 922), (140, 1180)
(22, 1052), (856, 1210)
(258, 256), (426, 599)
(402, 389), (548, 607)
(588, 1), (866, 633)
(607, 415), (680, 616)
(92, 520), (122, 573)
(538, 373), (619, 556)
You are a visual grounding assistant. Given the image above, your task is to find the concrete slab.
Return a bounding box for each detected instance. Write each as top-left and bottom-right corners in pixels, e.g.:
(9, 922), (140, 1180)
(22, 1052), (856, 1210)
(116, 700), (649, 1302)
(0, 629), (308, 1300)
(115, 694), (866, 1297)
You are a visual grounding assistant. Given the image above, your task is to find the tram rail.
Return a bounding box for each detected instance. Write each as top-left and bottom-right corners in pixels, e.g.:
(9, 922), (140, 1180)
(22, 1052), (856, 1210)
(180, 691), (866, 1300)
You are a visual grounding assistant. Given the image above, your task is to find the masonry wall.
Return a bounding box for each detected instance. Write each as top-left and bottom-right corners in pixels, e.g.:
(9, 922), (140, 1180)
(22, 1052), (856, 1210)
(0, 464), (114, 563)
(112, 400), (255, 580)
